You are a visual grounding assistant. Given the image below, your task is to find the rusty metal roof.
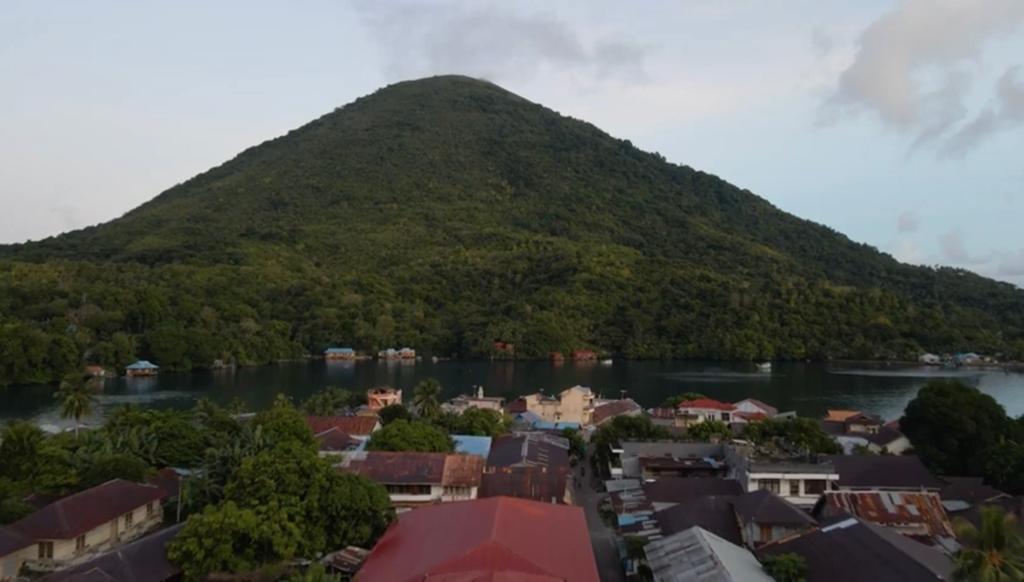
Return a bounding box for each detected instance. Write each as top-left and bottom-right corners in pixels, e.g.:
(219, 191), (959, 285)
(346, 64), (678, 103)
(346, 452), (483, 487)
(820, 491), (954, 540)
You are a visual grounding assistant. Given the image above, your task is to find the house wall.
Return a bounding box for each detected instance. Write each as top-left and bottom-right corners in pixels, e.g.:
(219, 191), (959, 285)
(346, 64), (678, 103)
(388, 484), (478, 507)
(1, 545), (35, 581)
(524, 388), (594, 425)
(742, 473), (838, 508)
(16, 503), (162, 574)
(870, 435), (912, 455)
(741, 522), (808, 547)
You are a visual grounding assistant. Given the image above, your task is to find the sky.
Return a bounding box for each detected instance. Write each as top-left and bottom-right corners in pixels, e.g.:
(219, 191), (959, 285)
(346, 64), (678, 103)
(1, 0), (1022, 285)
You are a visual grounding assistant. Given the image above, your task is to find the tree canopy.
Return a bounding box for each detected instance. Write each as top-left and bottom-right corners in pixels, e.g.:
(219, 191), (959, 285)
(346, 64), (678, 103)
(366, 420), (454, 453)
(2, 76), (1023, 386)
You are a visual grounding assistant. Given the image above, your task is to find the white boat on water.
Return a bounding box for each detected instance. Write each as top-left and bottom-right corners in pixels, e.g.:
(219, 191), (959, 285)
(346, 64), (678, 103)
(756, 362), (772, 373)
(600, 359), (613, 365)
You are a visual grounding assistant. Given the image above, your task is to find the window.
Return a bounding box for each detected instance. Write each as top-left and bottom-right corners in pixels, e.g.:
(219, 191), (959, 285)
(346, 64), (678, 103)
(758, 479), (780, 494)
(804, 479), (826, 495)
(789, 480), (800, 497)
(760, 524), (773, 541)
(75, 535), (86, 553)
(125, 511), (134, 528)
(385, 484), (431, 495)
(38, 542), (53, 559)
(146, 502), (155, 517)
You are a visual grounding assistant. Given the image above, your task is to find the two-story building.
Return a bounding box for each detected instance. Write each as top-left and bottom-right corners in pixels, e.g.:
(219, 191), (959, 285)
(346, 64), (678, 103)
(342, 451), (483, 511)
(727, 449), (839, 509)
(0, 480), (166, 578)
(506, 386), (595, 425)
(677, 398), (736, 426)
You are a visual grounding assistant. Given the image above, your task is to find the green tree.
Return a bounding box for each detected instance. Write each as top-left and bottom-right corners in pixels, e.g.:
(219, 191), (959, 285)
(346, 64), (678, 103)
(954, 506), (1024, 581)
(762, 553), (807, 582)
(687, 420), (733, 442)
(436, 408), (509, 437)
(367, 420), (453, 453)
(302, 387), (362, 416)
(0, 477), (32, 524)
(253, 395), (316, 451)
(76, 452), (150, 489)
(378, 403), (411, 425)
(900, 380), (1010, 476)
(0, 420), (45, 481)
(661, 393), (707, 408)
(55, 373), (99, 438)
(168, 501), (303, 581)
(413, 378), (443, 420)
(561, 427), (585, 461)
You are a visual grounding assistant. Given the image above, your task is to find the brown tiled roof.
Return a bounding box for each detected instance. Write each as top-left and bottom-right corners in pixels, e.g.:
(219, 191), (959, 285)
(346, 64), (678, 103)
(824, 410), (862, 422)
(592, 399), (641, 425)
(315, 427), (361, 452)
(146, 468), (181, 499)
(306, 416), (379, 436)
(345, 452), (482, 487)
(0, 480), (166, 556)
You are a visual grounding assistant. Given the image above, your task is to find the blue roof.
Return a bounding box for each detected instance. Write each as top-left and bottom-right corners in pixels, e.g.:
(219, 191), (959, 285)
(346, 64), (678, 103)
(126, 360), (159, 369)
(452, 435), (493, 459)
(533, 421), (581, 430)
(325, 347), (354, 354)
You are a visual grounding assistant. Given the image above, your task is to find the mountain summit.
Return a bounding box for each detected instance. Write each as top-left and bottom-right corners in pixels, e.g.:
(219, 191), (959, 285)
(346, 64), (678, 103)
(1, 75), (1022, 383)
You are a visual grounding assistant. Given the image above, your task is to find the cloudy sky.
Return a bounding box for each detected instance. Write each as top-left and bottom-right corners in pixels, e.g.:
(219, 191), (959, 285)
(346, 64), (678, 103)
(2, 0), (1022, 285)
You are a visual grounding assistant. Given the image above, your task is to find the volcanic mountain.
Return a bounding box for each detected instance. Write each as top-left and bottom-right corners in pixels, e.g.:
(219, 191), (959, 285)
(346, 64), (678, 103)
(1, 75), (1021, 383)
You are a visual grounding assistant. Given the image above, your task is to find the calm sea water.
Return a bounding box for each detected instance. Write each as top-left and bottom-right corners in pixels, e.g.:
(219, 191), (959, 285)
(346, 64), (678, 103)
(2, 360), (1022, 430)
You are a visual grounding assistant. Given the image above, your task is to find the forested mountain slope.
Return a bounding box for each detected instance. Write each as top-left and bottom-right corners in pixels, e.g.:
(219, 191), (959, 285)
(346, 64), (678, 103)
(2, 75), (1022, 384)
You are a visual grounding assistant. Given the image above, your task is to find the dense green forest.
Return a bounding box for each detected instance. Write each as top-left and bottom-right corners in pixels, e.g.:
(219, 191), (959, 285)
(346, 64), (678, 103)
(2, 75), (1023, 385)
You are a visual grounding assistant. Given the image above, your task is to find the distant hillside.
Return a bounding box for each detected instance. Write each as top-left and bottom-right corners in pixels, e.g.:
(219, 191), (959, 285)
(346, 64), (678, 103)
(1, 75), (1022, 384)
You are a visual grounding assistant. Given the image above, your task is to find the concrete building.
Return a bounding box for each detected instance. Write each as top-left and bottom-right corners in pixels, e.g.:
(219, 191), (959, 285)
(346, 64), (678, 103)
(0, 480), (166, 578)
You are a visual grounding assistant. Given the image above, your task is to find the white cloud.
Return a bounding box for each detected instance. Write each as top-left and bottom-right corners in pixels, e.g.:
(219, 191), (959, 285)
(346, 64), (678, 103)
(896, 210), (919, 233)
(940, 66), (1024, 157)
(352, 1), (648, 85)
(998, 249), (1024, 277)
(824, 0), (1024, 155)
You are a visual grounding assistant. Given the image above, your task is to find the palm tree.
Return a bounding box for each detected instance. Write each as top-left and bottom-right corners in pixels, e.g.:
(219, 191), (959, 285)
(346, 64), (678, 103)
(55, 373), (99, 439)
(954, 506), (1024, 581)
(413, 378), (443, 420)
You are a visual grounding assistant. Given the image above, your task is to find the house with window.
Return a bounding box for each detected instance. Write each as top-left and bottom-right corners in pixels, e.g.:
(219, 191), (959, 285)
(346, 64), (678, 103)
(732, 489), (816, 548)
(36, 523), (183, 582)
(124, 360), (158, 377)
(366, 387), (402, 411)
(444, 386), (504, 414)
(323, 347), (356, 360)
(676, 398), (736, 426)
(342, 451), (483, 511)
(0, 480), (166, 578)
(506, 386), (595, 425)
(612, 442), (728, 480)
(726, 449), (839, 509)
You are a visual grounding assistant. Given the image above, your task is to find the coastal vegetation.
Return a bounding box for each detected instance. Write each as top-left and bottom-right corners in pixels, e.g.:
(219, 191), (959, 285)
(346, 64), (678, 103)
(901, 379), (1024, 494)
(1, 76), (1023, 386)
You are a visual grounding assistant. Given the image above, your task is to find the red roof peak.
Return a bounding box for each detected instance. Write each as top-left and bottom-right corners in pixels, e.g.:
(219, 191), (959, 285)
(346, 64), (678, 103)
(677, 398), (735, 411)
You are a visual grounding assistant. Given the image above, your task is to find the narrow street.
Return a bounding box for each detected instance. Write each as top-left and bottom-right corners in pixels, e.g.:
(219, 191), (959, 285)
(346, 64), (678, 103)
(576, 454), (626, 582)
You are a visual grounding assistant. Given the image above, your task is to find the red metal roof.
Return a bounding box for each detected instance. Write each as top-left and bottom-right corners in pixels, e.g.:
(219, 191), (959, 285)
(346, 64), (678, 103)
(0, 480), (166, 555)
(305, 415), (379, 436)
(677, 398), (735, 411)
(358, 497), (599, 582)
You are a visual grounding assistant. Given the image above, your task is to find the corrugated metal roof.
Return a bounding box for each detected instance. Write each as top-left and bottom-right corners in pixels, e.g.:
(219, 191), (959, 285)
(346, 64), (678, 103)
(345, 452), (483, 487)
(645, 526), (772, 582)
(358, 497), (598, 581)
(820, 490), (954, 540)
